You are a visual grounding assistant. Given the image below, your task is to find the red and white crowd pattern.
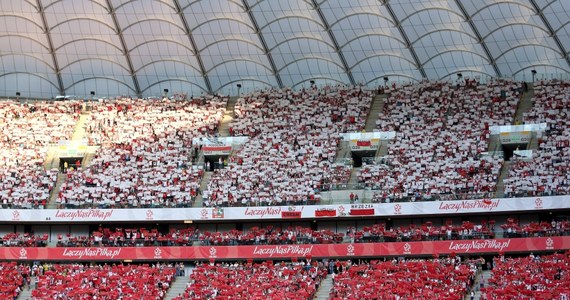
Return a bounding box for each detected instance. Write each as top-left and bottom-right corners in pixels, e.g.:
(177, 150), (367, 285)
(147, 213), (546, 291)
(1, 237), (568, 261)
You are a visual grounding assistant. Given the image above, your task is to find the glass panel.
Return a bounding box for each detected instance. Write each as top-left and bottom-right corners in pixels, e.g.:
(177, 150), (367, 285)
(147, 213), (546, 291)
(136, 61), (206, 96)
(60, 59), (135, 95)
(279, 58), (349, 88)
(207, 60), (278, 92)
(0, 74), (59, 99)
(495, 45), (568, 77)
(115, 0), (207, 93)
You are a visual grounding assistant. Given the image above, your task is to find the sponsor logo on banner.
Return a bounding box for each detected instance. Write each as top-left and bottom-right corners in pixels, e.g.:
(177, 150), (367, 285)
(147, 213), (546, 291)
(62, 248), (122, 259)
(394, 204), (402, 215)
(212, 208), (224, 219)
(19, 248), (27, 259)
(12, 211), (20, 221)
(347, 244), (355, 256)
(54, 209), (114, 221)
(535, 198), (543, 209)
(546, 238), (554, 250)
(209, 247), (217, 258)
(146, 210), (154, 220)
(252, 245), (314, 257)
(244, 207), (282, 218)
(200, 209), (209, 220)
(403, 243), (411, 254)
(154, 248), (162, 259)
(438, 199), (500, 212)
(337, 206), (347, 216)
(448, 239), (511, 253)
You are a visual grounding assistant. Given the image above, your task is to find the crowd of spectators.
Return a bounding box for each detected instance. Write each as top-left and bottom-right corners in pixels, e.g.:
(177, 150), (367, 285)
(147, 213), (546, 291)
(501, 218), (570, 238)
(329, 258), (477, 299)
(504, 80), (570, 197)
(205, 86), (373, 207)
(0, 100), (80, 208)
(53, 219), (502, 248)
(0, 233), (48, 247)
(0, 262), (28, 299)
(359, 79), (521, 202)
(57, 96), (227, 208)
(31, 263), (176, 299)
(482, 253), (570, 299)
(174, 261), (326, 300)
(351, 220), (495, 243)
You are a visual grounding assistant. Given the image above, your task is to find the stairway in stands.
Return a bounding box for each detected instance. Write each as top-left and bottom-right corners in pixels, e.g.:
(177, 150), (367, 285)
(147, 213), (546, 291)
(493, 83), (535, 198)
(16, 277), (36, 300)
(218, 96), (239, 137)
(470, 270), (492, 300)
(193, 171), (213, 207)
(164, 276), (191, 300)
(45, 109), (92, 209)
(364, 93), (386, 132)
(314, 276), (333, 300)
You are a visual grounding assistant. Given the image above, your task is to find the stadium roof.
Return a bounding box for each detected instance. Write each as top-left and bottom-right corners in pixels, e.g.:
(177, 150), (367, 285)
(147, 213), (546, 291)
(0, 0), (569, 98)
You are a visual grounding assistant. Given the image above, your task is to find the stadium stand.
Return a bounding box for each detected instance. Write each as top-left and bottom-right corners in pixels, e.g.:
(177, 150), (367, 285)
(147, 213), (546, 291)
(174, 261), (326, 300)
(329, 259), (477, 300)
(31, 263), (175, 299)
(0, 101), (80, 209)
(503, 80), (570, 197)
(204, 86), (373, 207)
(482, 253), (570, 299)
(360, 79), (521, 202)
(500, 218), (570, 238)
(0, 262), (27, 299)
(57, 96), (227, 208)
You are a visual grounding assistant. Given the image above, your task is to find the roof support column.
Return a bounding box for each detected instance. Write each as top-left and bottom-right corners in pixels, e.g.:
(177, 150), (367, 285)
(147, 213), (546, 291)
(529, 0), (570, 70)
(380, 0), (427, 78)
(240, 0), (283, 88)
(310, 0), (356, 86)
(35, 0), (64, 95)
(454, 0), (502, 77)
(105, 0), (142, 97)
(173, 0), (213, 93)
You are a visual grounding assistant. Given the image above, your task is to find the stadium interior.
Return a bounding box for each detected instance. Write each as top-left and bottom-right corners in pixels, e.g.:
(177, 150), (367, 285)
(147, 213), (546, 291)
(0, 0), (569, 299)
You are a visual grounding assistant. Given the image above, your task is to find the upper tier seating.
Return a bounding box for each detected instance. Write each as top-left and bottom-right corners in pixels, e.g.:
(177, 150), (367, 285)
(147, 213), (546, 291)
(32, 263), (175, 300)
(330, 258), (476, 300)
(205, 86), (373, 207)
(483, 253), (570, 299)
(58, 97), (227, 208)
(360, 79), (521, 201)
(0, 101), (80, 208)
(504, 80), (570, 197)
(175, 262), (326, 300)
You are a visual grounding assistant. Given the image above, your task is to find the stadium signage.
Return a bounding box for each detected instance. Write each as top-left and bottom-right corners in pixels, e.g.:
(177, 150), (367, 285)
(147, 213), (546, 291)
(54, 209), (114, 221)
(244, 207), (282, 218)
(448, 239), (511, 253)
(252, 245), (314, 257)
(1, 237), (567, 261)
(62, 248), (122, 259)
(1, 195), (568, 222)
(438, 199), (500, 212)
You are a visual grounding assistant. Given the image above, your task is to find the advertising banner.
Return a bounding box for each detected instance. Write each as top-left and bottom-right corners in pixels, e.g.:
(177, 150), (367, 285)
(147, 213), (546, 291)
(2, 237), (567, 261)
(1, 196), (567, 222)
